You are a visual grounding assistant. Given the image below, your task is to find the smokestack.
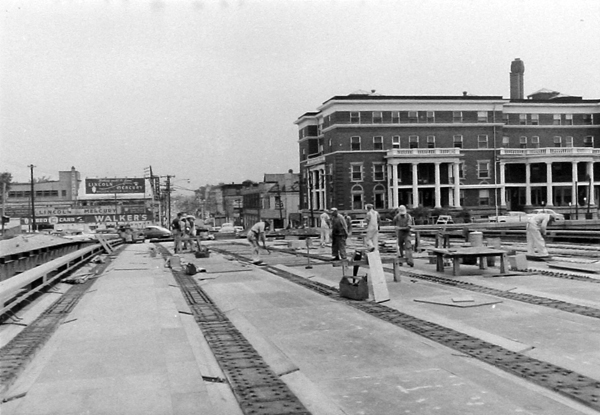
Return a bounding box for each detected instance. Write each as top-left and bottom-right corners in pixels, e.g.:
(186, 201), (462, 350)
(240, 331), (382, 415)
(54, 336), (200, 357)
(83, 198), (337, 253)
(510, 58), (525, 100)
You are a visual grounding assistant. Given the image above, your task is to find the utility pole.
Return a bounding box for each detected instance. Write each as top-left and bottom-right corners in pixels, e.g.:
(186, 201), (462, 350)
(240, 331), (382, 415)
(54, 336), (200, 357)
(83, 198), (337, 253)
(166, 175), (174, 225)
(29, 164), (36, 232)
(1, 181), (6, 235)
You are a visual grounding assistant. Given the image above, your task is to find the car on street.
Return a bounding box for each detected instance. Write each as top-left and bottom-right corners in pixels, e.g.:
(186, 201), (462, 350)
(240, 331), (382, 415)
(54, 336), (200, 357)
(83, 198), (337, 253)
(530, 208), (565, 221)
(489, 211), (528, 223)
(142, 225), (172, 240)
(218, 223), (236, 234)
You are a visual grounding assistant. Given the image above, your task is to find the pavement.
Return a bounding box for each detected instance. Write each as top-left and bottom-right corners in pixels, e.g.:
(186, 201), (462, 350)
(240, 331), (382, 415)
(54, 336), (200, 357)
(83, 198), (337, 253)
(1, 239), (599, 415)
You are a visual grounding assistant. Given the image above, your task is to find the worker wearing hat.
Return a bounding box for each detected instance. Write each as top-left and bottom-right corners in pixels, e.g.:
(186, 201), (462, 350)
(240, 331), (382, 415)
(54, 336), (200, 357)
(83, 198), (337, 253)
(526, 212), (557, 257)
(364, 204), (380, 252)
(392, 205), (414, 266)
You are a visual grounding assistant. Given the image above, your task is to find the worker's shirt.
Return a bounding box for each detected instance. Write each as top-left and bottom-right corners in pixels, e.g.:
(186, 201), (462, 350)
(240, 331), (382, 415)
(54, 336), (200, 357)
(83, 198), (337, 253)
(528, 213), (550, 230)
(250, 222), (266, 234)
(320, 212), (330, 229)
(365, 210), (379, 231)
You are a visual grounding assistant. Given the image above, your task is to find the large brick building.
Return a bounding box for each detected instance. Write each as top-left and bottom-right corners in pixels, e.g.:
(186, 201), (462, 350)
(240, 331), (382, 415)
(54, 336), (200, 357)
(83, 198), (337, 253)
(296, 59), (600, 222)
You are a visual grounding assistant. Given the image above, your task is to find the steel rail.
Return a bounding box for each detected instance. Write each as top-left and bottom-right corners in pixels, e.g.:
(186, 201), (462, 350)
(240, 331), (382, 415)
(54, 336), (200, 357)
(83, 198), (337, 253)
(155, 244), (311, 415)
(210, 244), (600, 412)
(0, 248), (118, 396)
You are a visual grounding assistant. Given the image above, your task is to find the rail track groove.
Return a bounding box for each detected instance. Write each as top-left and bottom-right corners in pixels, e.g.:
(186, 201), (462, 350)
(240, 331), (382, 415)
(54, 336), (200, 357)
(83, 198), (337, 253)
(210, 244), (600, 412)
(0, 249), (117, 396)
(156, 244), (311, 415)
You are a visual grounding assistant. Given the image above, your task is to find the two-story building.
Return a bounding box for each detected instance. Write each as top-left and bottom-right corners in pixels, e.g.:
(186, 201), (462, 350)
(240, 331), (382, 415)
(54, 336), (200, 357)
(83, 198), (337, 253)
(296, 59), (600, 221)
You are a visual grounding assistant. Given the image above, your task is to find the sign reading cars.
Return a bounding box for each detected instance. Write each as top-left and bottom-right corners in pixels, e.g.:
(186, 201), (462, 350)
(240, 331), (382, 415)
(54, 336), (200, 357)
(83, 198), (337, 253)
(85, 178), (145, 194)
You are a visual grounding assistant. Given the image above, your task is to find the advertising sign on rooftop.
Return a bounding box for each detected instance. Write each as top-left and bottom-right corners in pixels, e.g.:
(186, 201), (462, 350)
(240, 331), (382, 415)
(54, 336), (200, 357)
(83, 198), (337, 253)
(85, 178), (145, 194)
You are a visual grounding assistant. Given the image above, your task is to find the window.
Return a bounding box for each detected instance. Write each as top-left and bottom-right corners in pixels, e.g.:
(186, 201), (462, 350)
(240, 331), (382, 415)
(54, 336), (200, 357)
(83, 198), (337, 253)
(427, 135), (435, 148)
(478, 111), (488, 123)
(453, 111), (462, 123)
(351, 136), (361, 151)
(477, 161), (490, 179)
(459, 162), (465, 179)
(372, 111), (383, 124)
(519, 114), (527, 125)
(350, 112), (360, 123)
(350, 164), (363, 182)
(553, 136), (562, 147)
(479, 189), (490, 206)
(329, 138), (332, 149)
(565, 114), (573, 125)
(553, 114), (561, 125)
(373, 136), (383, 150)
(584, 114), (593, 125)
(426, 111), (435, 123)
(62, 190), (67, 197)
(373, 164), (385, 181)
(408, 111), (418, 123)
(391, 111), (400, 123)
(351, 185), (363, 210)
(409, 135), (419, 149)
(565, 136), (573, 147)
(530, 114), (539, 125)
(373, 184), (386, 209)
(519, 136), (527, 149)
(302, 148), (306, 159)
(531, 136), (540, 148)
(453, 135), (463, 148)
(392, 136), (400, 149)
(502, 113), (509, 124)
(584, 136), (594, 147)
(502, 136), (510, 147)
(477, 134), (488, 149)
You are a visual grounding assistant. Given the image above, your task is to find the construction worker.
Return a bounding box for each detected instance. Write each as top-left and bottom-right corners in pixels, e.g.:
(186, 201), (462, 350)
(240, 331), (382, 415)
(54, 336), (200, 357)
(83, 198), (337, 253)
(364, 204), (380, 252)
(247, 220), (270, 263)
(392, 205), (414, 266)
(526, 212), (557, 256)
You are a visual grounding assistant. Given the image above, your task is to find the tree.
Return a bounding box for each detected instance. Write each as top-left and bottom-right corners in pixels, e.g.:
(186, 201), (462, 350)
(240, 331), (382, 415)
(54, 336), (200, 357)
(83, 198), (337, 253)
(0, 172), (12, 202)
(34, 176), (53, 183)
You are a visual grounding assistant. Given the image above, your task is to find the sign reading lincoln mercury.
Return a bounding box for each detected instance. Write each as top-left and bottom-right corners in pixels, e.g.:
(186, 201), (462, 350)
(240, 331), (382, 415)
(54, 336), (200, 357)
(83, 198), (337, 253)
(85, 178), (145, 194)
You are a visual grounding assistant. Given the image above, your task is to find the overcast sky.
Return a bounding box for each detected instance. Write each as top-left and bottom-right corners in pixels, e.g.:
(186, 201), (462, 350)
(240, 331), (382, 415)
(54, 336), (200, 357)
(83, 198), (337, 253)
(2, 0), (600, 193)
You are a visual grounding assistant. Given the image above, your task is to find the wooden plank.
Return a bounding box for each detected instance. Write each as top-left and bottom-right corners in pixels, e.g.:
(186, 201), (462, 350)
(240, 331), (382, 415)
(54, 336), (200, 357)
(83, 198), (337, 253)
(95, 235), (113, 254)
(366, 251), (390, 303)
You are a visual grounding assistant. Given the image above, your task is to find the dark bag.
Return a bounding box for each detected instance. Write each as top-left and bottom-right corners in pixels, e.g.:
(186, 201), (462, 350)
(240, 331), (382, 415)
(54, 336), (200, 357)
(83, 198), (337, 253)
(339, 276), (368, 300)
(185, 263), (197, 275)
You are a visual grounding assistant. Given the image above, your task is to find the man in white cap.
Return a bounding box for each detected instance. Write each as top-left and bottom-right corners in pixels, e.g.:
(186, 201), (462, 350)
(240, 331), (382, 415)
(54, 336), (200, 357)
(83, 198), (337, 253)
(364, 204), (380, 252)
(392, 205), (414, 266)
(526, 212), (556, 256)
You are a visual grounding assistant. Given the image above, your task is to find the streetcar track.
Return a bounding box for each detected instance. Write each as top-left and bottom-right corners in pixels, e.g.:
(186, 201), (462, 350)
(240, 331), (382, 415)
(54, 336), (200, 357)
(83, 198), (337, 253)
(0, 247), (119, 396)
(210, 243), (600, 412)
(155, 244), (311, 415)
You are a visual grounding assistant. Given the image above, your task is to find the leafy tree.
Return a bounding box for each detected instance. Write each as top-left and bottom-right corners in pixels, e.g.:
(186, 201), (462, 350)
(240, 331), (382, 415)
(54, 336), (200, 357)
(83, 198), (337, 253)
(0, 172), (12, 201)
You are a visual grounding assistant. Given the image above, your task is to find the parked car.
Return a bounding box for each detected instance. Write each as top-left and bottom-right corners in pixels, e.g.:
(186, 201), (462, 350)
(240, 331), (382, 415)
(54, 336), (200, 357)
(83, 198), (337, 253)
(142, 225), (172, 240)
(489, 211), (528, 223)
(530, 209), (565, 221)
(218, 224), (236, 234)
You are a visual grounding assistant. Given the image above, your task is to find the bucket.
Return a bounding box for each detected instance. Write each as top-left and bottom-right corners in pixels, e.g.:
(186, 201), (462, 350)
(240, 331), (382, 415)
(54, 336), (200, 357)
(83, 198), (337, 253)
(469, 232), (483, 247)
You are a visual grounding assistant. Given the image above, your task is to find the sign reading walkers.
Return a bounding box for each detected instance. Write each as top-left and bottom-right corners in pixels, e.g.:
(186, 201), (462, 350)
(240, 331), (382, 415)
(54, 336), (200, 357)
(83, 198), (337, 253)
(85, 178), (145, 194)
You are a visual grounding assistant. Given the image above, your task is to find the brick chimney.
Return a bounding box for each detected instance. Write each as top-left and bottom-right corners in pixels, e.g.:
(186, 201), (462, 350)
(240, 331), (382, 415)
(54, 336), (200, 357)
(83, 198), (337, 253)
(510, 58), (525, 100)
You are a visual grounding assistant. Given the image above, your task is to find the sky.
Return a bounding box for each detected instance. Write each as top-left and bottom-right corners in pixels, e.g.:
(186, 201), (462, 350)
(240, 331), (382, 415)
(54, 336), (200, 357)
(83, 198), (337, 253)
(2, 0), (600, 194)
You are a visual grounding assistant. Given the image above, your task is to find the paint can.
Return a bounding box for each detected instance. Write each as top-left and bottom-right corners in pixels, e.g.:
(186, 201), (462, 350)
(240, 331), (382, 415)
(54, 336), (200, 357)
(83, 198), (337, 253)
(469, 231), (483, 247)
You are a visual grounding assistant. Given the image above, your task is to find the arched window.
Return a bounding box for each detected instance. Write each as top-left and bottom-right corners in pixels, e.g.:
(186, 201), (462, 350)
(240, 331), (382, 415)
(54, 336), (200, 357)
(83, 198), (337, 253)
(373, 184), (386, 210)
(351, 185), (364, 210)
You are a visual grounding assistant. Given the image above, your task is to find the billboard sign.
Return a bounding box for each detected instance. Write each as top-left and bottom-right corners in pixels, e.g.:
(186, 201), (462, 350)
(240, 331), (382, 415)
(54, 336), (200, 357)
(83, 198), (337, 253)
(85, 178), (145, 194)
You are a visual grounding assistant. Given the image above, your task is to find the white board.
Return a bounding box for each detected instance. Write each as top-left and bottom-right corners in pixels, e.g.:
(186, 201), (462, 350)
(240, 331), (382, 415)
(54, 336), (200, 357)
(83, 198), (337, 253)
(366, 251), (390, 303)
